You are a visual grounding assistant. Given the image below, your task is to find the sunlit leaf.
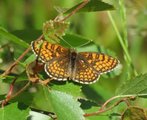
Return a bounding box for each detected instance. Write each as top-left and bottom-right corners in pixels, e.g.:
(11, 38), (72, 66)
(32, 86), (84, 120)
(30, 111), (52, 120)
(50, 90), (85, 120)
(51, 82), (84, 99)
(0, 102), (30, 120)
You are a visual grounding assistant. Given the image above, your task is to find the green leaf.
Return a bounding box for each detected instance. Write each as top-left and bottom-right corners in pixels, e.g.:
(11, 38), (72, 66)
(0, 27), (29, 48)
(12, 29), (42, 43)
(79, 98), (99, 112)
(121, 107), (147, 120)
(50, 90), (85, 120)
(15, 85), (85, 120)
(0, 102), (30, 120)
(62, 33), (92, 48)
(23, 54), (36, 65)
(30, 111), (52, 120)
(65, 0), (114, 14)
(51, 82), (84, 99)
(116, 74), (147, 96)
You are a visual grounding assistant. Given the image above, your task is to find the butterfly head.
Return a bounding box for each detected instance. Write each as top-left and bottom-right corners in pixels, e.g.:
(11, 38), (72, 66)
(70, 49), (77, 60)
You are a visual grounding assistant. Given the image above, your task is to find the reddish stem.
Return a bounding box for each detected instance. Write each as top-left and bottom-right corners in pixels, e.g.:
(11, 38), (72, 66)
(1, 78), (17, 107)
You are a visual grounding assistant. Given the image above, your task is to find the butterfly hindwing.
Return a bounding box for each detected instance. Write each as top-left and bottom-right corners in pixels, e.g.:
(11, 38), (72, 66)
(79, 52), (119, 74)
(44, 57), (70, 81)
(72, 57), (99, 84)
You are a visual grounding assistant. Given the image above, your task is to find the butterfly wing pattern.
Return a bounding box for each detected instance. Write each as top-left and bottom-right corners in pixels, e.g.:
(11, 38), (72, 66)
(31, 39), (69, 63)
(72, 52), (119, 84)
(72, 57), (100, 84)
(79, 52), (118, 73)
(44, 57), (70, 81)
(31, 40), (119, 84)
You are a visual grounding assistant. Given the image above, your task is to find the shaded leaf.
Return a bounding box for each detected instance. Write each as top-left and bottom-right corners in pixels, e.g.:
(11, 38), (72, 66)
(0, 27), (29, 48)
(121, 106), (147, 120)
(1, 72), (28, 84)
(0, 102), (30, 120)
(79, 98), (99, 111)
(65, 0), (114, 14)
(12, 29), (42, 43)
(116, 74), (147, 97)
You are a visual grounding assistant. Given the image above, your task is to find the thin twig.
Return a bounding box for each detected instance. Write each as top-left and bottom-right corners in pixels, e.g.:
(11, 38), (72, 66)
(84, 97), (131, 117)
(84, 94), (139, 117)
(1, 81), (31, 107)
(1, 77), (17, 107)
(1, 34), (44, 77)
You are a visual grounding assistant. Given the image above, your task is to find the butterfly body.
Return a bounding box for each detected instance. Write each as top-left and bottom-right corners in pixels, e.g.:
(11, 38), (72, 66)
(69, 50), (77, 79)
(31, 40), (119, 84)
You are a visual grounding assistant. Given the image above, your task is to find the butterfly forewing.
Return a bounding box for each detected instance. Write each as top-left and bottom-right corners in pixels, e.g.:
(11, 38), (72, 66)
(72, 58), (99, 84)
(31, 39), (69, 63)
(79, 52), (119, 74)
(45, 57), (70, 81)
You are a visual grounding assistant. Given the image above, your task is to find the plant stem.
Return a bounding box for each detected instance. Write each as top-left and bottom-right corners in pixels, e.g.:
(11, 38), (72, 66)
(119, 0), (128, 48)
(107, 11), (138, 76)
(84, 94), (146, 117)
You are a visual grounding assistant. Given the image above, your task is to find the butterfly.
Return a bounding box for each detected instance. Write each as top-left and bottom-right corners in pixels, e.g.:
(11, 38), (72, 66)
(31, 39), (119, 84)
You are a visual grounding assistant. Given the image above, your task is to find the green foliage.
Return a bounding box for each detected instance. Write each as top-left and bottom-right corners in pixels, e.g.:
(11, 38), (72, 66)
(0, 27), (29, 48)
(37, 85), (85, 120)
(0, 102), (30, 120)
(117, 74), (147, 96)
(43, 19), (70, 44)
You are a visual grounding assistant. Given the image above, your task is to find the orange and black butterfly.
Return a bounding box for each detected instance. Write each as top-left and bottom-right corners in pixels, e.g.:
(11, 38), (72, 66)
(31, 39), (119, 84)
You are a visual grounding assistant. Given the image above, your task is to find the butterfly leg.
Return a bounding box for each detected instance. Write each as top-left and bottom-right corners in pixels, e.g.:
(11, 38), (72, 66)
(39, 78), (53, 86)
(26, 60), (53, 85)
(26, 61), (43, 83)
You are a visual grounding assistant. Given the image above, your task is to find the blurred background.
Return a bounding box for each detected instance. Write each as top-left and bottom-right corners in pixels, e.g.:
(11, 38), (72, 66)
(0, 0), (147, 119)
